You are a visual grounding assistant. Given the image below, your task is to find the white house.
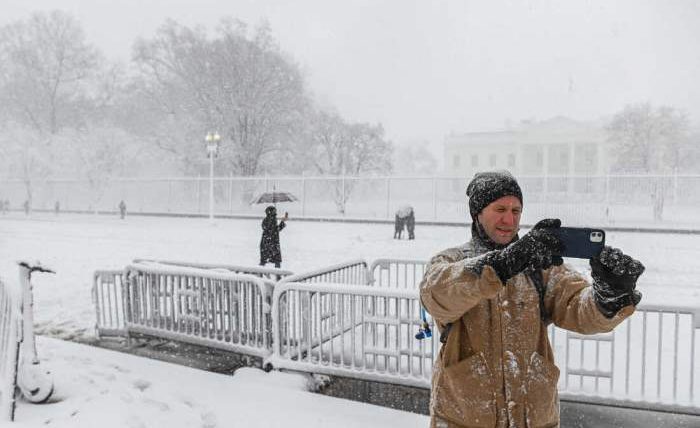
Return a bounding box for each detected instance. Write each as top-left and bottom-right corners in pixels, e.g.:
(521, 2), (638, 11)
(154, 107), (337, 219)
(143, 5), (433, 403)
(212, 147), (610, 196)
(444, 116), (610, 177)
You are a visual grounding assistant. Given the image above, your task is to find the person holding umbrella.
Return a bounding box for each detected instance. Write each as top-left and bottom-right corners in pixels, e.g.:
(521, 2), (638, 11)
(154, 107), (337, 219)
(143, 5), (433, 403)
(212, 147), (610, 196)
(252, 187), (296, 268)
(259, 205), (288, 268)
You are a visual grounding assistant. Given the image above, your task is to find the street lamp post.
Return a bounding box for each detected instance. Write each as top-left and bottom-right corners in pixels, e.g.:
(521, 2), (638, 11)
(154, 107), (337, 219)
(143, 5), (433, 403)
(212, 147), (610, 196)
(205, 131), (221, 222)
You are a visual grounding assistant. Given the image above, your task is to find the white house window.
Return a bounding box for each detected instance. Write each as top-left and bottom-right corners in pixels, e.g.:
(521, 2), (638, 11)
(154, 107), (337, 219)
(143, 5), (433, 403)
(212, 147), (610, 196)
(548, 144), (569, 174)
(489, 154), (497, 167)
(453, 154), (461, 168)
(508, 153), (516, 168)
(471, 154), (479, 167)
(574, 143), (598, 173)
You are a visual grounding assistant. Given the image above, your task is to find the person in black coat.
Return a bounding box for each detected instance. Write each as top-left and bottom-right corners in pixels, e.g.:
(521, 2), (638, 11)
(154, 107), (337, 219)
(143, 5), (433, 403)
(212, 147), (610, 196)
(119, 200), (127, 219)
(394, 205), (415, 239)
(260, 205), (287, 268)
(394, 213), (405, 239)
(406, 210), (415, 240)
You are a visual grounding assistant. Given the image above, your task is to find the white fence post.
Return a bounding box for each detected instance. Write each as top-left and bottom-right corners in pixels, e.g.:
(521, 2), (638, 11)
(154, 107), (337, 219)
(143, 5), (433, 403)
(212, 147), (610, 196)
(673, 172), (678, 205)
(301, 176), (306, 217)
(167, 180), (172, 213)
(385, 177), (391, 219)
(432, 176), (437, 220)
(196, 175), (201, 214)
(229, 173), (234, 213)
(342, 175), (346, 215)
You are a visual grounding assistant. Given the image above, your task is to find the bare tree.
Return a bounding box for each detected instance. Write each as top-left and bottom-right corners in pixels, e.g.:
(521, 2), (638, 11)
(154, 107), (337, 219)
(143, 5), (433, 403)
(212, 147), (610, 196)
(606, 103), (690, 220)
(0, 10), (101, 134)
(607, 103), (689, 173)
(131, 19), (308, 176)
(0, 126), (53, 210)
(392, 142), (438, 175)
(0, 11), (119, 207)
(679, 131), (700, 173)
(52, 126), (140, 212)
(309, 110), (392, 213)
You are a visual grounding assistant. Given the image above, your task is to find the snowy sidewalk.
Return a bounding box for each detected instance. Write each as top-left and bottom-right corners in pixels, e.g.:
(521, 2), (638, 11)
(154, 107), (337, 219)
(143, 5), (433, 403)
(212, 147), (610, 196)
(11, 337), (428, 428)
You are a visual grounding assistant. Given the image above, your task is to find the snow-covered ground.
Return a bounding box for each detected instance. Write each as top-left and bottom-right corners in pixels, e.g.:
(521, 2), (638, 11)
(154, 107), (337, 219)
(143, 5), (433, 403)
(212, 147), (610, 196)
(1, 212), (699, 426)
(10, 336), (428, 427)
(0, 211), (698, 341)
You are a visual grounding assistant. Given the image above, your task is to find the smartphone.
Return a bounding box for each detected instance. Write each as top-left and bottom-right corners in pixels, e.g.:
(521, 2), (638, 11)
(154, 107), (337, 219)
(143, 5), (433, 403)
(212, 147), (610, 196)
(552, 227), (605, 259)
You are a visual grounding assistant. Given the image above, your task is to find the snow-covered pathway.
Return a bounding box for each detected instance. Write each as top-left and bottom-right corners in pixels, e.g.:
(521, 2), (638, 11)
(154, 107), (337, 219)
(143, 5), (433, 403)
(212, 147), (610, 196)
(10, 337), (428, 427)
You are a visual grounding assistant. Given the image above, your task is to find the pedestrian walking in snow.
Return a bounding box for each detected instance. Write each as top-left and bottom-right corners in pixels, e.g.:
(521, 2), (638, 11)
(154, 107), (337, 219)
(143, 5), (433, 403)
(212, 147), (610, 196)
(420, 170), (644, 428)
(23, 199), (30, 216)
(118, 200), (127, 219)
(54, 201), (60, 215)
(259, 205), (287, 268)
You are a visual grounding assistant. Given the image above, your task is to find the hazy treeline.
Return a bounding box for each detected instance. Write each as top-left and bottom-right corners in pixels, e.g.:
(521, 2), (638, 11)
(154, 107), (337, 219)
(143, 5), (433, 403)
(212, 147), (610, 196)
(0, 11), (398, 204)
(606, 103), (698, 175)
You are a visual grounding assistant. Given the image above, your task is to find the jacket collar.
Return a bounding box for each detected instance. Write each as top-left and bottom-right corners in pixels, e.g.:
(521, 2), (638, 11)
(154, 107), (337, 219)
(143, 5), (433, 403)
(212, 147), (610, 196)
(463, 221), (519, 257)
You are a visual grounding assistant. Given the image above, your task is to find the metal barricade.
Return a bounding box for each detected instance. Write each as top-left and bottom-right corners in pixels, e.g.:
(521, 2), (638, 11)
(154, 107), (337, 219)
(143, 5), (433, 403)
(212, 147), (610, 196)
(550, 303), (700, 411)
(132, 259), (293, 281)
(0, 279), (21, 421)
(93, 270), (127, 338)
(369, 259), (428, 289)
(123, 262), (272, 358)
(267, 279), (699, 411)
(90, 257), (700, 412)
(276, 260), (372, 351)
(266, 282), (437, 388)
(279, 259), (369, 285)
(94, 261), (289, 339)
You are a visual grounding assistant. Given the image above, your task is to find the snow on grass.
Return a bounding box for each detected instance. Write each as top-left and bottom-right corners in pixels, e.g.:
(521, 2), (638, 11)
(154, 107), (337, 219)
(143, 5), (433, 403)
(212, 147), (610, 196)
(0, 212), (698, 341)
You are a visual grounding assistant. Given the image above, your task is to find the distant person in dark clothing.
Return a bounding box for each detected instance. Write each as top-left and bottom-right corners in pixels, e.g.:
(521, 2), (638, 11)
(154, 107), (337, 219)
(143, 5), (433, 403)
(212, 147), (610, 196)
(394, 205), (414, 239)
(393, 213), (405, 239)
(406, 209), (415, 240)
(23, 200), (29, 216)
(54, 201), (60, 215)
(260, 205), (287, 268)
(119, 200), (127, 219)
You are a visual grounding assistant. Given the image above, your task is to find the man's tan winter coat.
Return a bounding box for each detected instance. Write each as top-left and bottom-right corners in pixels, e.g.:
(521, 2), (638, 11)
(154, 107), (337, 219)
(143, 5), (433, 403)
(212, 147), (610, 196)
(420, 241), (635, 428)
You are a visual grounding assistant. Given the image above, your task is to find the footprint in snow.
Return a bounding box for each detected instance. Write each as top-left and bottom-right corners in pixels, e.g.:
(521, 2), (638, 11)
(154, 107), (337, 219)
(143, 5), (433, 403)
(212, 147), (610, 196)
(143, 398), (170, 412)
(111, 364), (131, 373)
(201, 411), (217, 428)
(133, 379), (151, 392)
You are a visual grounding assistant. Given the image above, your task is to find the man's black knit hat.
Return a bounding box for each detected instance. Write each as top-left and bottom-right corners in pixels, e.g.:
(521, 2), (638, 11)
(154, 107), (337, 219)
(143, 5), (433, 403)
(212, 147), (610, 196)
(466, 170), (523, 220)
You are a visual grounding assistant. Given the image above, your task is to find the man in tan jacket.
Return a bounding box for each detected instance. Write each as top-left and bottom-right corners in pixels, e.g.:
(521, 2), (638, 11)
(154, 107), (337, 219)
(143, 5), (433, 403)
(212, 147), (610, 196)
(420, 171), (644, 428)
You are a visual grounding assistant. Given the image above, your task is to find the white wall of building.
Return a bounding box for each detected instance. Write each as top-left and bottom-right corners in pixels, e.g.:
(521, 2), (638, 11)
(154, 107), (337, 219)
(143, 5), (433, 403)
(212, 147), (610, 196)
(444, 117), (610, 177)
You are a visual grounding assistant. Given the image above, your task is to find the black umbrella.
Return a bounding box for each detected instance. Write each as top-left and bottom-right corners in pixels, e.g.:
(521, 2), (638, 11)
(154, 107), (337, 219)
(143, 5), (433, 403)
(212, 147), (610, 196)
(250, 191), (299, 205)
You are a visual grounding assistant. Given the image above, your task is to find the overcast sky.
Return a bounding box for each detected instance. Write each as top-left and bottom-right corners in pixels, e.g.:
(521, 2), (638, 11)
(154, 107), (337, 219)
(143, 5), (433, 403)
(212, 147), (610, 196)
(3, 0), (700, 154)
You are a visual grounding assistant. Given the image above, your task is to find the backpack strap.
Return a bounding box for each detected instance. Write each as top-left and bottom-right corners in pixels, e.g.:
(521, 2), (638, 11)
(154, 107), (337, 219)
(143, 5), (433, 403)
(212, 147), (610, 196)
(528, 269), (549, 323)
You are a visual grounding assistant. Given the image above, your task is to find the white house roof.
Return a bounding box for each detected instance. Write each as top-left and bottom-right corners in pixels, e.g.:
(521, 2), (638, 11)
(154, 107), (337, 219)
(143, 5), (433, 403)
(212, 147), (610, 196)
(444, 116), (608, 148)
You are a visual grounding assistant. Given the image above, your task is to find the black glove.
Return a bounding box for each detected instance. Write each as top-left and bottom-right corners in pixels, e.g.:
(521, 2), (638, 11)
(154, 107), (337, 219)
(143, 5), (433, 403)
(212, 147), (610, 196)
(590, 246), (644, 318)
(466, 218), (564, 284)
